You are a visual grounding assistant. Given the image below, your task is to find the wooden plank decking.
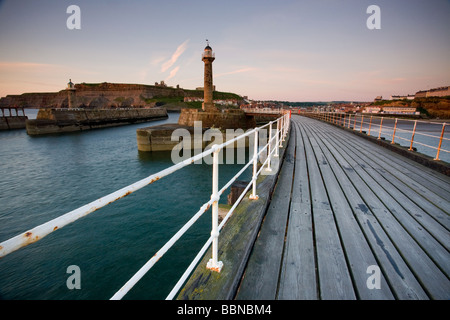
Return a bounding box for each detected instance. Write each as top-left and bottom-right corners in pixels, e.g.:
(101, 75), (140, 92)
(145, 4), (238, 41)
(235, 115), (450, 300)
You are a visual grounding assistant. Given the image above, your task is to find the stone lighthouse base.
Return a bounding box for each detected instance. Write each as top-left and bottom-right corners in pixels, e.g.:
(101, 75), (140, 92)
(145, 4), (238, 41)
(178, 108), (256, 130)
(136, 108), (257, 152)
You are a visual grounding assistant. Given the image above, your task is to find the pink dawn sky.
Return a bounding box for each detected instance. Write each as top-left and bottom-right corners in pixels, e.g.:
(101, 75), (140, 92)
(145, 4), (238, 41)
(0, 0), (449, 102)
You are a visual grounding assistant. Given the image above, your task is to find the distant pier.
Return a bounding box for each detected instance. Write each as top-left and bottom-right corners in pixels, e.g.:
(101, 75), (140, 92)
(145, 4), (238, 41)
(25, 107), (168, 135)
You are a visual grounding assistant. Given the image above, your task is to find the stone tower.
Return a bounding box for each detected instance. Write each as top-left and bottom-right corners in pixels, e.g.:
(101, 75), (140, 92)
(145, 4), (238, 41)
(202, 41), (217, 112)
(67, 79), (76, 108)
(177, 42), (256, 130)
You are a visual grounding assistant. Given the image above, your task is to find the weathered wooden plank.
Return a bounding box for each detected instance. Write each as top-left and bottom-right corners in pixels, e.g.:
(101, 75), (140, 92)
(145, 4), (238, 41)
(320, 124), (450, 275)
(299, 117), (428, 299)
(277, 121), (318, 300)
(328, 128), (450, 233)
(300, 120), (356, 300)
(235, 125), (295, 300)
(303, 118), (450, 299)
(303, 120), (395, 299)
(352, 138), (450, 200)
(180, 115), (448, 300)
(335, 131), (450, 244)
(331, 127), (450, 211)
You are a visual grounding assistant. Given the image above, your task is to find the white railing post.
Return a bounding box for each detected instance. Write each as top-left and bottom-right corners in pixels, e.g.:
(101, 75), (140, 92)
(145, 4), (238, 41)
(285, 113), (289, 136)
(250, 129), (259, 200)
(275, 119), (280, 157)
(279, 117), (283, 147)
(281, 114), (285, 142)
(266, 121), (272, 172)
(434, 122), (446, 161)
(4, 113), (291, 299)
(207, 146), (223, 272)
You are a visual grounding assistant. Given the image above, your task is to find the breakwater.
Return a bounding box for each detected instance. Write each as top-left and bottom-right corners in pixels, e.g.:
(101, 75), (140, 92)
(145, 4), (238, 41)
(26, 108), (168, 135)
(0, 116), (27, 130)
(0, 107), (27, 130)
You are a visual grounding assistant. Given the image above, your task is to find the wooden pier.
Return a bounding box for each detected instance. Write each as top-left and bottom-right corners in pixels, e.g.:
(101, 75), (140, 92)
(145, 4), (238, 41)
(179, 115), (450, 300)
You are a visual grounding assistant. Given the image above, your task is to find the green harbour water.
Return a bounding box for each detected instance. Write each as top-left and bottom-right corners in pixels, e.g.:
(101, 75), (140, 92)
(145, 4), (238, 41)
(0, 111), (252, 300)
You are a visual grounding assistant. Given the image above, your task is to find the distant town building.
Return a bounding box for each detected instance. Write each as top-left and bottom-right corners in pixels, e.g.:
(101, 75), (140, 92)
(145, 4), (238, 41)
(425, 86), (449, 97)
(382, 106), (418, 115)
(390, 95), (415, 100)
(374, 96), (382, 102)
(415, 90), (427, 98)
(154, 81), (167, 87)
(415, 86), (449, 98)
(364, 106), (381, 113)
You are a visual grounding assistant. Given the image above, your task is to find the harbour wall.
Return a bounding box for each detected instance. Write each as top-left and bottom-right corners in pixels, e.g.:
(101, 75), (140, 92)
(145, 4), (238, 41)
(136, 124), (253, 152)
(0, 116), (28, 130)
(137, 108), (258, 152)
(26, 108), (168, 135)
(178, 108), (256, 130)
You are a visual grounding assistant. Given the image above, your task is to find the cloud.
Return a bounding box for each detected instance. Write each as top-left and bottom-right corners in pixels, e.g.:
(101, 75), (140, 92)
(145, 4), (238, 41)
(161, 39), (189, 73)
(0, 61), (99, 75)
(0, 62), (52, 71)
(165, 66), (180, 81)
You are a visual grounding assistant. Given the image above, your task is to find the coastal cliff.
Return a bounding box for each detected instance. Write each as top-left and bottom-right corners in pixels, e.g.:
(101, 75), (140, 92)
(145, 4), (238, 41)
(0, 82), (243, 110)
(371, 96), (450, 119)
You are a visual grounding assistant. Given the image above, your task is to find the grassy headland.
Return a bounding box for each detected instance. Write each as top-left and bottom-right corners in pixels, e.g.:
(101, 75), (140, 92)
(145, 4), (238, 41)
(371, 96), (450, 119)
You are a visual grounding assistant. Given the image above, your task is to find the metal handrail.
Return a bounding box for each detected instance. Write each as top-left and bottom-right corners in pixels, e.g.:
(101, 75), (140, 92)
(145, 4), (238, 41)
(111, 114), (289, 300)
(310, 112), (448, 161)
(0, 112), (291, 300)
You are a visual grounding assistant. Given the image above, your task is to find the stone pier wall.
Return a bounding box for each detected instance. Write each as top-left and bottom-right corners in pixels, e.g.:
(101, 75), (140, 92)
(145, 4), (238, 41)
(178, 109), (255, 130)
(0, 116), (28, 130)
(26, 108), (167, 135)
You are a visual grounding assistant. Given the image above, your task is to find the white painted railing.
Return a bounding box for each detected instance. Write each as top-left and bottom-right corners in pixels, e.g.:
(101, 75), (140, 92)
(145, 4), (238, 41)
(0, 112), (291, 300)
(308, 112), (449, 161)
(241, 108), (284, 114)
